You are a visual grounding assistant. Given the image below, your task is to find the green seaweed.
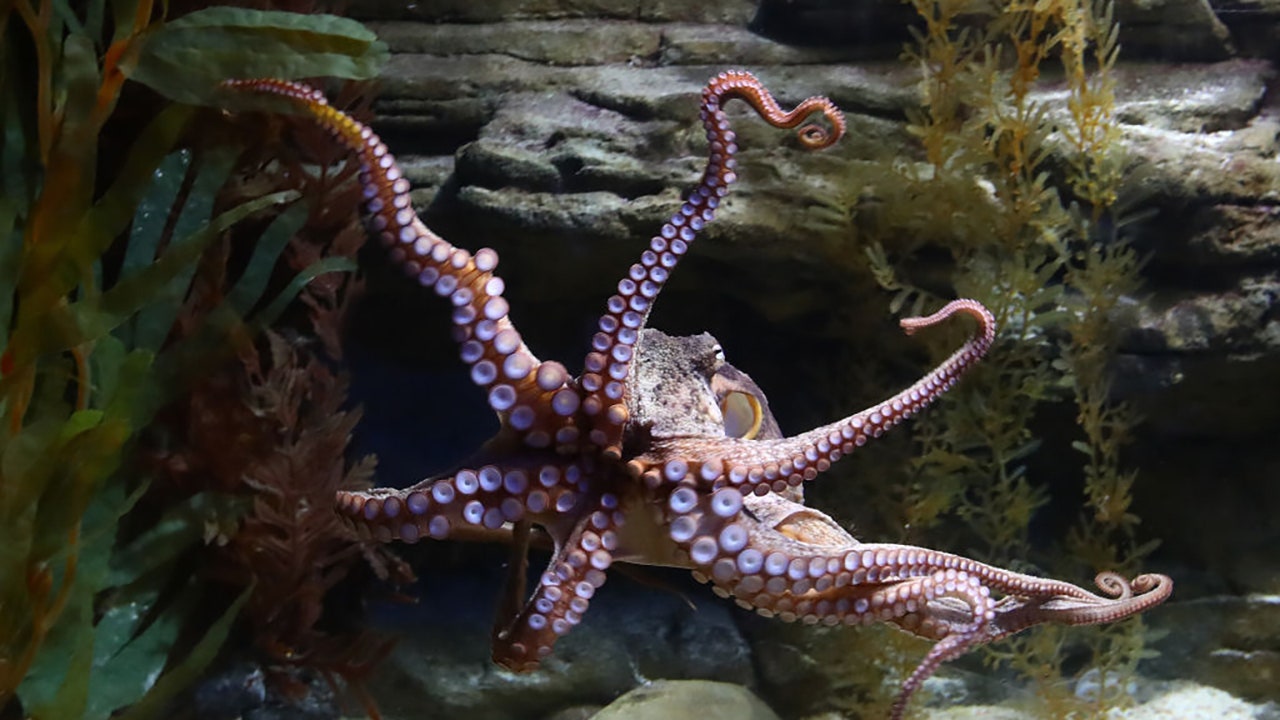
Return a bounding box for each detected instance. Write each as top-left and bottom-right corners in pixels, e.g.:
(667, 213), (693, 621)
(842, 0), (1160, 715)
(0, 1), (385, 715)
(132, 7), (388, 104)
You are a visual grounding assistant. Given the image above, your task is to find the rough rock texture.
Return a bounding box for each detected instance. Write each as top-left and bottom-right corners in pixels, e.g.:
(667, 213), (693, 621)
(1111, 684), (1279, 720)
(360, 551), (754, 720)
(1143, 595), (1280, 702)
(911, 681), (1279, 719)
(340, 1), (1280, 718)
(590, 680), (782, 720)
(190, 662), (336, 720)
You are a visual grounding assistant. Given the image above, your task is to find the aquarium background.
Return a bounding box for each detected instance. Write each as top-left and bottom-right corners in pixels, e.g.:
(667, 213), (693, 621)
(3, 0), (1278, 718)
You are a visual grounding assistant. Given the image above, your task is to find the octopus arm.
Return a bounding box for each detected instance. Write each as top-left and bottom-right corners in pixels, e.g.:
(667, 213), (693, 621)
(579, 71), (847, 460)
(646, 299), (996, 493)
(336, 460), (584, 545)
(220, 79), (579, 451)
(491, 494), (622, 671)
(987, 571), (1175, 635)
(660, 485), (1171, 720)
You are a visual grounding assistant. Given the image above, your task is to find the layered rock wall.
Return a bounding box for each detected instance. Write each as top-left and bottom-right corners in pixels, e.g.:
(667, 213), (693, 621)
(342, 1), (1280, 716)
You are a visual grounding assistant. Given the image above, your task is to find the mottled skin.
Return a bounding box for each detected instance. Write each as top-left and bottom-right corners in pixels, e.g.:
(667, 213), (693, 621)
(224, 71), (1171, 719)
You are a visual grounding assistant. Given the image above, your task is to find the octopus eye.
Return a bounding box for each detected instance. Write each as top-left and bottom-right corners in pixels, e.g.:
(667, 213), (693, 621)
(712, 344), (725, 363)
(720, 390), (763, 440)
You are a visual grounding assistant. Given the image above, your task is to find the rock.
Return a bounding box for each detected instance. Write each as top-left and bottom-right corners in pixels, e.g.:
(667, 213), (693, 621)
(1143, 595), (1280, 702)
(749, 0), (918, 51)
(750, 0), (1241, 61)
(912, 681), (1275, 719)
(367, 20), (663, 66)
(1161, 205), (1280, 268)
(349, 0), (756, 25)
(335, 3), (1280, 720)
(1110, 270), (1280, 438)
(1126, 431), (1280, 596)
(360, 557), (756, 720)
(919, 707), (1034, 720)
(1115, 0), (1236, 60)
(1108, 59), (1271, 133)
(1125, 274), (1280, 355)
(543, 706), (605, 720)
(189, 661), (337, 720)
(590, 680), (781, 720)
(1215, 0), (1280, 57)
(1110, 682), (1276, 719)
(737, 615), (1012, 718)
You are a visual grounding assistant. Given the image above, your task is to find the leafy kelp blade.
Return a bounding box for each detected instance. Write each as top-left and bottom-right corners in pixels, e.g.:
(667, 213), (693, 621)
(5, 3), (386, 714)
(113, 586), (253, 720)
(131, 8), (388, 104)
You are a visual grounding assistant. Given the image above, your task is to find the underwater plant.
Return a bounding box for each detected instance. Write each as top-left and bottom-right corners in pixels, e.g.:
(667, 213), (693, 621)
(0, 1), (386, 716)
(222, 68), (1170, 720)
(851, 0), (1162, 714)
(145, 114), (416, 708)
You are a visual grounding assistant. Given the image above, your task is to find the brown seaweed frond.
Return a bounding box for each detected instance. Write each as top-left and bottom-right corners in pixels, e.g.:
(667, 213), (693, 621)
(848, 0), (1159, 715)
(134, 79), (411, 716)
(220, 332), (408, 660)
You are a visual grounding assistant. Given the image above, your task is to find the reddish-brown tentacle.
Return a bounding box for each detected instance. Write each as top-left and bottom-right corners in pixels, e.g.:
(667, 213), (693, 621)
(646, 299), (996, 492)
(221, 79), (580, 451)
(883, 572), (1173, 720)
(580, 70), (846, 461)
(491, 494), (622, 670)
(660, 487), (1171, 720)
(994, 571), (1174, 631)
(336, 459), (589, 544)
(661, 488), (1100, 621)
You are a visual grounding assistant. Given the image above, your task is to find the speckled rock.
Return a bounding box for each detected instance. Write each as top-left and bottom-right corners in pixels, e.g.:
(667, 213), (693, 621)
(191, 662), (337, 720)
(1168, 205), (1280, 268)
(1143, 595), (1280, 702)
(909, 681), (1276, 719)
(590, 680), (781, 720)
(1107, 59), (1271, 133)
(1111, 682), (1277, 719)
(1126, 275), (1280, 355)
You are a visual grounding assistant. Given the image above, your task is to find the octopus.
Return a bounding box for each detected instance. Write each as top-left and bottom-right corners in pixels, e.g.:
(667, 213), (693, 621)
(223, 70), (1172, 719)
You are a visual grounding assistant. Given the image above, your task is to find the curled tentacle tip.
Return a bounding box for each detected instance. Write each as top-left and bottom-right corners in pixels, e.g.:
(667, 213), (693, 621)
(798, 125), (834, 149)
(1113, 572), (1171, 597)
(1094, 570), (1132, 599)
(1133, 573), (1172, 594)
(1092, 571), (1173, 612)
(797, 113), (845, 150)
(796, 97), (845, 149)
